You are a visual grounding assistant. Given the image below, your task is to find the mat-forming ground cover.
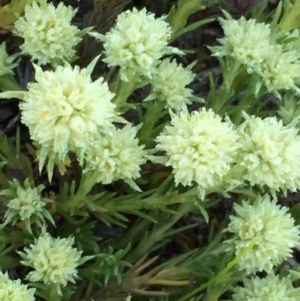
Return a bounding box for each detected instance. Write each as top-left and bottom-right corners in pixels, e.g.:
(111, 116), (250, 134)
(1, 0), (300, 300)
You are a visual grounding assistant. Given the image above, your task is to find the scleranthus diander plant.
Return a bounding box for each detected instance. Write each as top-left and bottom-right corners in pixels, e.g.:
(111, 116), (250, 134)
(235, 112), (300, 194)
(0, 1), (300, 301)
(232, 273), (300, 301)
(84, 124), (147, 191)
(18, 231), (93, 296)
(225, 194), (300, 274)
(0, 178), (54, 233)
(13, 0), (90, 66)
(156, 108), (240, 196)
(144, 58), (197, 111)
(89, 7), (183, 82)
(0, 271), (36, 301)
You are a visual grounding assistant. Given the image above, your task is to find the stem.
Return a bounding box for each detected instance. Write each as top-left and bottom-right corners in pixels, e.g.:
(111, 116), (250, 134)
(113, 73), (136, 112)
(57, 171), (100, 211)
(0, 74), (24, 91)
(138, 101), (167, 148)
(46, 286), (61, 301)
(125, 202), (195, 263)
(147, 279), (189, 286)
(175, 238), (258, 301)
(211, 60), (241, 114)
(211, 83), (234, 114)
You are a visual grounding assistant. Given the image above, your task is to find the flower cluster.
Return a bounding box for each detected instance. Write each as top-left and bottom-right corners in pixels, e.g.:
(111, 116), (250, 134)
(226, 194), (300, 274)
(156, 108), (300, 196)
(90, 8), (182, 81)
(213, 17), (272, 72)
(256, 45), (300, 95)
(144, 59), (195, 111)
(19, 63), (117, 178)
(0, 178), (54, 233)
(156, 108), (240, 191)
(84, 124), (147, 190)
(13, 0), (84, 66)
(212, 15), (300, 96)
(232, 273), (300, 301)
(0, 271), (36, 301)
(0, 43), (19, 76)
(236, 113), (300, 193)
(19, 232), (92, 295)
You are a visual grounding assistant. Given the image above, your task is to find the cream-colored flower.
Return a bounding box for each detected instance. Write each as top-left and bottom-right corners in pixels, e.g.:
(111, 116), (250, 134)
(156, 108), (240, 191)
(0, 178), (54, 233)
(84, 124), (147, 190)
(0, 271), (36, 301)
(19, 232), (91, 295)
(13, 0), (84, 66)
(0, 43), (19, 76)
(90, 8), (182, 81)
(212, 16), (272, 73)
(144, 59), (195, 111)
(236, 113), (300, 193)
(19, 63), (117, 178)
(255, 45), (300, 97)
(226, 194), (300, 274)
(232, 273), (300, 301)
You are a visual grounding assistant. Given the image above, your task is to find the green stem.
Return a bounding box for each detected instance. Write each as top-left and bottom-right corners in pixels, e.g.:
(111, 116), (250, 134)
(0, 74), (24, 91)
(230, 80), (260, 124)
(211, 83), (234, 114)
(175, 238), (258, 301)
(125, 202), (195, 263)
(0, 230), (25, 244)
(113, 73), (136, 112)
(211, 60), (241, 114)
(46, 285), (61, 301)
(57, 171), (100, 211)
(138, 101), (167, 148)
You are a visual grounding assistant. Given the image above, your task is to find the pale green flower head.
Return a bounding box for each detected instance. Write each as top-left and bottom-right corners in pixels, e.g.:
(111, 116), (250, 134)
(255, 45), (300, 97)
(0, 271), (36, 301)
(156, 108), (240, 191)
(19, 232), (92, 295)
(226, 194), (300, 274)
(212, 15), (272, 73)
(236, 113), (300, 193)
(0, 42), (19, 76)
(232, 273), (300, 301)
(18, 62), (117, 180)
(13, 0), (85, 66)
(144, 58), (195, 111)
(84, 124), (147, 191)
(0, 178), (54, 233)
(90, 7), (182, 81)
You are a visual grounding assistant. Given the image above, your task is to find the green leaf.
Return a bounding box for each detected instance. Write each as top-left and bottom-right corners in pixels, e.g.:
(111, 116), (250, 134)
(167, 0), (205, 41)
